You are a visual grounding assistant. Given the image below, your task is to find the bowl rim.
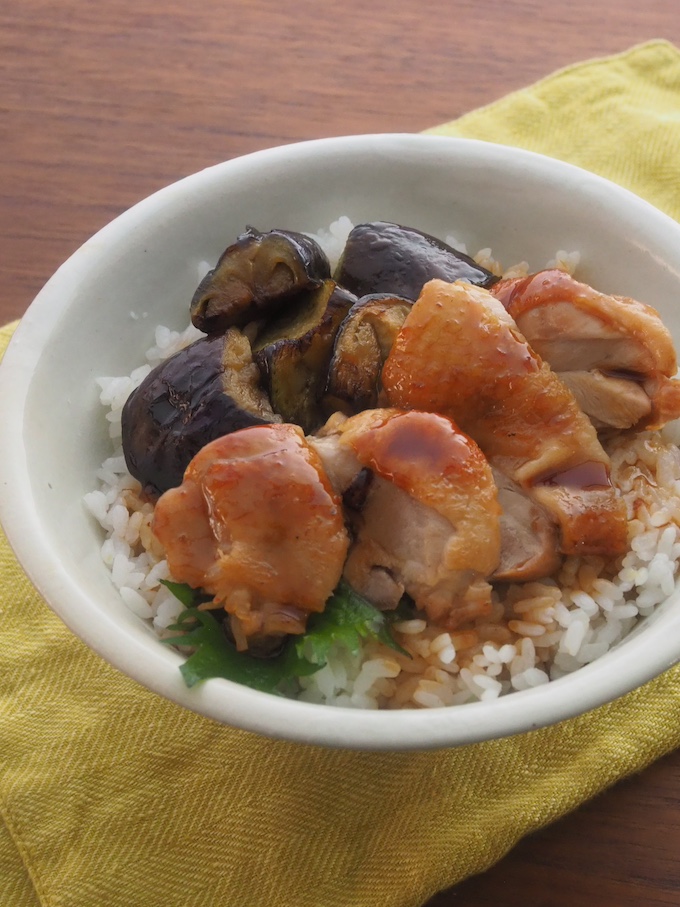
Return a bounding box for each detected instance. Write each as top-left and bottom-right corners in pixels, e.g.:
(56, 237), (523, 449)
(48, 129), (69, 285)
(3, 132), (680, 751)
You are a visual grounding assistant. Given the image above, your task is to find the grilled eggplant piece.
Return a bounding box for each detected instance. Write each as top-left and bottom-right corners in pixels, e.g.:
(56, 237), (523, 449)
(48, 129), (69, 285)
(326, 294), (412, 413)
(122, 329), (280, 496)
(334, 221), (498, 300)
(253, 281), (356, 433)
(191, 227), (331, 333)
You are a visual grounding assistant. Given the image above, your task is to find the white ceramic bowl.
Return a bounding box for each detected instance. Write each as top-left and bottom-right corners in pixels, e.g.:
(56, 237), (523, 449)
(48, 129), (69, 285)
(3, 134), (680, 751)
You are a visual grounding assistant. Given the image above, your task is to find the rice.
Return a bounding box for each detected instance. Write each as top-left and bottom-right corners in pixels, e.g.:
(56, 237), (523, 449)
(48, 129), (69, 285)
(84, 218), (679, 708)
(308, 215), (354, 270)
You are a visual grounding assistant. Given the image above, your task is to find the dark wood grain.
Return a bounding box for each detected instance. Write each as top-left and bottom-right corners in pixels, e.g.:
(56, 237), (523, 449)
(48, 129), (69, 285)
(3, 1), (680, 904)
(434, 747), (680, 906)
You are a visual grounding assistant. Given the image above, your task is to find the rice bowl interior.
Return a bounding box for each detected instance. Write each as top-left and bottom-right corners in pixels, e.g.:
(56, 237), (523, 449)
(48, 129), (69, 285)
(3, 134), (680, 750)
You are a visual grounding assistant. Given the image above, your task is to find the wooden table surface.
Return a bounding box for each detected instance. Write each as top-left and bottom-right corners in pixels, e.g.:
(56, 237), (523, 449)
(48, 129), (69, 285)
(3, 1), (680, 904)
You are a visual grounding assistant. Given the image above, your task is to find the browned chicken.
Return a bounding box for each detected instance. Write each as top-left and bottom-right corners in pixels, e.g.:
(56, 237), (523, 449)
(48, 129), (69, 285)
(493, 269), (680, 430)
(311, 408), (502, 629)
(152, 423), (350, 647)
(382, 279), (629, 559)
(491, 469), (561, 582)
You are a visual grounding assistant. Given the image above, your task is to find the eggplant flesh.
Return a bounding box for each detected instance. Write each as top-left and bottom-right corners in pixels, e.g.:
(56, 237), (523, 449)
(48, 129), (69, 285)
(326, 294), (412, 413)
(253, 281), (356, 433)
(334, 221), (498, 300)
(121, 330), (278, 496)
(190, 227), (331, 334)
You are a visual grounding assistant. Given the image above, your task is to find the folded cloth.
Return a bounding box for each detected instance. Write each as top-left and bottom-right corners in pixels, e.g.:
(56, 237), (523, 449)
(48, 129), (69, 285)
(426, 39), (680, 221)
(3, 39), (680, 907)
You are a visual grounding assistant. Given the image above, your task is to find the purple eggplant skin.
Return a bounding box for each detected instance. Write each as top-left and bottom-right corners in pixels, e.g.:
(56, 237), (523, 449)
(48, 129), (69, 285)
(121, 333), (274, 497)
(333, 222), (499, 300)
(190, 227), (331, 334)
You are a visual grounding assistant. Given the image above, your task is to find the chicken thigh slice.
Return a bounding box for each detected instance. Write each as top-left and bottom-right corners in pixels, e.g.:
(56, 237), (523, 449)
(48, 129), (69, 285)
(310, 408), (502, 629)
(382, 279), (628, 558)
(491, 469), (561, 582)
(313, 414), (559, 586)
(152, 423), (349, 647)
(492, 269), (680, 430)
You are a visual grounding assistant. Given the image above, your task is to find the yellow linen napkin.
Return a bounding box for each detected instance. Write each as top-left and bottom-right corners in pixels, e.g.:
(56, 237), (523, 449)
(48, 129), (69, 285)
(3, 39), (680, 907)
(427, 39), (680, 222)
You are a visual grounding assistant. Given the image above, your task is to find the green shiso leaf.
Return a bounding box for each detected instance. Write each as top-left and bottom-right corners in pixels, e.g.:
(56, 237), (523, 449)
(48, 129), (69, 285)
(162, 608), (315, 693)
(159, 579), (210, 608)
(295, 580), (410, 665)
(160, 578), (409, 692)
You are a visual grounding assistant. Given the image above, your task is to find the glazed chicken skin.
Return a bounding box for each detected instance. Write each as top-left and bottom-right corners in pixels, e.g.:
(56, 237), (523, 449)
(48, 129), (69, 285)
(493, 269), (680, 430)
(152, 423), (349, 647)
(382, 279), (628, 559)
(310, 408), (502, 629)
